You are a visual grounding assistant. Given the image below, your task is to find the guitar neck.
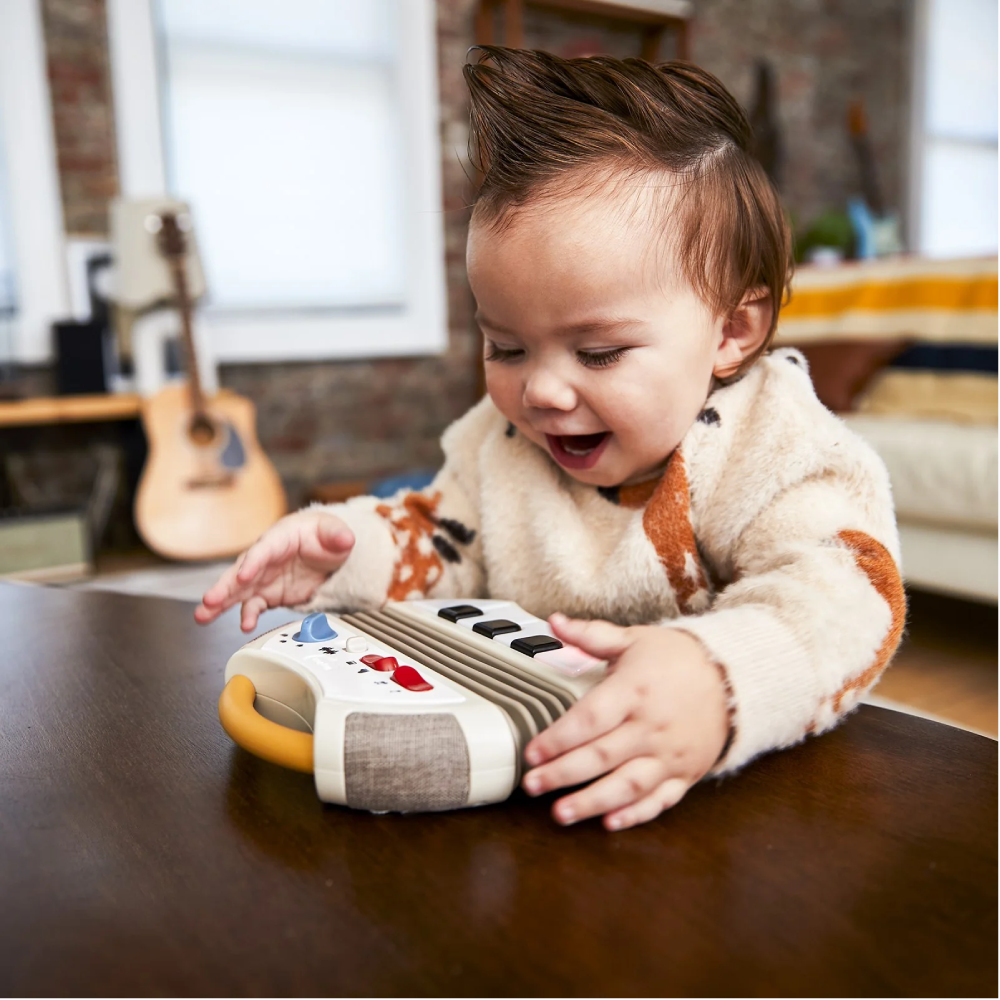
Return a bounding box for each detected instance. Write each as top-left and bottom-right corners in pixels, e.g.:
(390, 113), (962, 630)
(167, 253), (207, 417)
(848, 101), (885, 218)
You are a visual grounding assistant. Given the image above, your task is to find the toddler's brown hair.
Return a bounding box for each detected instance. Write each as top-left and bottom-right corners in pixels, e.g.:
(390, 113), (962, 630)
(464, 46), (792, 377)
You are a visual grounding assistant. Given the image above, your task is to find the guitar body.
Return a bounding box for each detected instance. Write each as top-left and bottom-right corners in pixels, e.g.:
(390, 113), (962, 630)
(136, 383), (287, 560)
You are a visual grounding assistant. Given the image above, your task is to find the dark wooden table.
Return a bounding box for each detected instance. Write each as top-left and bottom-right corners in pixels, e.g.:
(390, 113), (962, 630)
(1, 583), (995, 997)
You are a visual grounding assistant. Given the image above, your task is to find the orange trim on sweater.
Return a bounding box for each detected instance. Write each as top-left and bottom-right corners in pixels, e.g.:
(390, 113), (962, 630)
(642, 451), (708, 614)
(375, 492), (444, 601)
(832, 529), (906, 710)
(617, 477), (660, 509)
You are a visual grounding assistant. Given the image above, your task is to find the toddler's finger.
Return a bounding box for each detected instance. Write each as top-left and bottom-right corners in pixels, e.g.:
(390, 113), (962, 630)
(316, 518), (355, 553)
(240, 594), (270, 633)
(525, 679), (632, 765)
(197, 574), (244, 622)
(551, 756), (663, 826)
(237, 531), (295, 585)
(193, 601), (220, 624)
(603, 777), (690, 832)
(549, 613), (632, 660)
(522, 720), (645, 796)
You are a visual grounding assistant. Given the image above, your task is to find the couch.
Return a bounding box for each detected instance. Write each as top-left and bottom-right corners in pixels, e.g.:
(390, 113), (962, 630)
(775, 255), (998, 604)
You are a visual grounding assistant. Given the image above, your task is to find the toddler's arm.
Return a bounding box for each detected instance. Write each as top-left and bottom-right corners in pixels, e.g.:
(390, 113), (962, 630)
(636, 353), (910, 777)
(294, 458), (485, 617)
(195, 402), (489, 629)
(521, 443), (905, 830)
(663, 463), (905, 776)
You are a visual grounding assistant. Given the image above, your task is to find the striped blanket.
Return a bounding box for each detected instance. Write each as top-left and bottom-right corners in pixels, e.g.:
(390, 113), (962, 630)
(775, 256), (998, 423)
(775, 256), (997, 345)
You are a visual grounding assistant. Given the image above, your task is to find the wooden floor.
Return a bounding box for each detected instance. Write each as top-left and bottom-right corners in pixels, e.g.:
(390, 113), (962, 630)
(873, 588), (998, 736)
(83, 550), (998, 737)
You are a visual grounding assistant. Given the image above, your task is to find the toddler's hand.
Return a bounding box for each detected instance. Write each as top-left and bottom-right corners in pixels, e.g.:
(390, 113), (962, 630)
(194, 511), (355, 631)
(522, 614), (730, 831)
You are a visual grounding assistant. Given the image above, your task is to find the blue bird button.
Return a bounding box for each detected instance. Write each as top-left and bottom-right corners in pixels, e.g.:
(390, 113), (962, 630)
(293, 613), (337, 643)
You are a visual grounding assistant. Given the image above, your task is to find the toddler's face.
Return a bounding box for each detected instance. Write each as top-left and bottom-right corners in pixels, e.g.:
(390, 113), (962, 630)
(468, 185), (733, 487)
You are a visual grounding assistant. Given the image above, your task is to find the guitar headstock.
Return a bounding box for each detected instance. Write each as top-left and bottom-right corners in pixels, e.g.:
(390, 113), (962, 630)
(148, 210), (192, 262)
(848, 100), (868, 138)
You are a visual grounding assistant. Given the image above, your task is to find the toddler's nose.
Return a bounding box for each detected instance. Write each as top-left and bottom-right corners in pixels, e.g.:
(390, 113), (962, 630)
(522, 367), (577, 411)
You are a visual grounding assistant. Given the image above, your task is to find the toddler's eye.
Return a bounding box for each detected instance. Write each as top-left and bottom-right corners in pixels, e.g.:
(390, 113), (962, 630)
(484, 342), (523, 363)
(578, 347), (630, 368)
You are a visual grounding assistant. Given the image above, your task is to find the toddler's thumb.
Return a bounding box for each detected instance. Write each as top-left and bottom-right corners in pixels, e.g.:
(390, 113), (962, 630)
(548, 613), (631, 660)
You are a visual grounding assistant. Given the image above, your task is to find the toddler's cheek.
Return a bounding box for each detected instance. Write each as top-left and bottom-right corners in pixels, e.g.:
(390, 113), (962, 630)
(483, 383), (521, 429)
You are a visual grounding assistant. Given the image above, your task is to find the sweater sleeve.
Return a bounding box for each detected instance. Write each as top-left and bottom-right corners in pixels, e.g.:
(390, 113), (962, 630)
(297, 400), (492, 614)
(660, 356), (906, 774)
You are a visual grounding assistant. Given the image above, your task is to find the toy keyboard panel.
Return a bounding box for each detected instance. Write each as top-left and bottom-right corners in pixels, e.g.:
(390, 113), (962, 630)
(220, 599), (607, 813)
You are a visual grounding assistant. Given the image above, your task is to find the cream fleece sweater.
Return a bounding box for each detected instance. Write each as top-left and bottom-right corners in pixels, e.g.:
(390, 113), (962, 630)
(303, 349), (906, 774)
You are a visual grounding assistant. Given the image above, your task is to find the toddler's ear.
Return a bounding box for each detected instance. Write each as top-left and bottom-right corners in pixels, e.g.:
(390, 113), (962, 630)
(713, 289), (774, 379)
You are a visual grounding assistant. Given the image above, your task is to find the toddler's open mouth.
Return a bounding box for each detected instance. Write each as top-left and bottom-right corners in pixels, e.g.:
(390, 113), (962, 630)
(545, 432), (611, 470)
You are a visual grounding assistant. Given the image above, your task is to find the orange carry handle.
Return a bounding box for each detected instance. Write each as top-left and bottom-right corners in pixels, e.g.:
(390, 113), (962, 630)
(218, 674), (314, 774)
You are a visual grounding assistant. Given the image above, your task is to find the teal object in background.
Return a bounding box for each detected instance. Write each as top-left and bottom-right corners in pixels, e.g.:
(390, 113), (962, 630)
(848, 196), (876, 259)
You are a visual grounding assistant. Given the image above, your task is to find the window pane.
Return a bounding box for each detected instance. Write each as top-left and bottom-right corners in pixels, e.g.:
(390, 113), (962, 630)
(160, 0), (395, 57)
(920, 140), (999, 256)
(926, 0), (998, 140)
(0, 107), (16, 317)
(157, 0), (406, 311)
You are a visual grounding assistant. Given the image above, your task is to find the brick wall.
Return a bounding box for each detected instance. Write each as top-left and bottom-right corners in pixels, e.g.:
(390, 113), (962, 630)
(692, 0), (909, 239)
(497, 0), (909, 230)
(40, 0), (119, 236)
(34, 0), (910, 515)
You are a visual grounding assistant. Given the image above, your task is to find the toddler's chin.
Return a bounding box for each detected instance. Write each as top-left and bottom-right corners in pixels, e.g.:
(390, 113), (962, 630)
(558, 463), (625, 488)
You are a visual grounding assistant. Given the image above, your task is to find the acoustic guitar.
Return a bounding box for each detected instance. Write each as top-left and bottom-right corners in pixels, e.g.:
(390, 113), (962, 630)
(134, 211), (287, 560)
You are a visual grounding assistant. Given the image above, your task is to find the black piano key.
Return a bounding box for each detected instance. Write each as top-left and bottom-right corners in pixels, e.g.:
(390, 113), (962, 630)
(472, 619), (521, 639)
(437, 604), (484, 623)
(510, 635), (564, 657)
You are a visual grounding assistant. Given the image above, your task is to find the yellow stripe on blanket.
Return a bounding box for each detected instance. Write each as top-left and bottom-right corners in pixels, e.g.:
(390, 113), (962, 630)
(856, 370), (998, 425)
(776, 257), (999, 345)
(787, 276), (997, 314)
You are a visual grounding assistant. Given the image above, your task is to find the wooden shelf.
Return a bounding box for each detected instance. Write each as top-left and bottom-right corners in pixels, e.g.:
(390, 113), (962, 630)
(0, 393), (142, 428)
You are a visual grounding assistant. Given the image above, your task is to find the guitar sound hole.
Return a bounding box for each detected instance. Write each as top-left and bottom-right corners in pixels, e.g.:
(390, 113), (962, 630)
(188, 414), (217, 445)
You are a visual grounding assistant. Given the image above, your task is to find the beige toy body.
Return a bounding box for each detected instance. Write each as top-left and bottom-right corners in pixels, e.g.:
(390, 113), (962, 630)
(220, 599), (607, 812)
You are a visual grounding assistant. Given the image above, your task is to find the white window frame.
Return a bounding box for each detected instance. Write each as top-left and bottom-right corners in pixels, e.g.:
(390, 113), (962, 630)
(106, 0), (447, 364)
(907, 0), (998, 255)
(906, 0), (926, 251)
(0, 0), (70, 364)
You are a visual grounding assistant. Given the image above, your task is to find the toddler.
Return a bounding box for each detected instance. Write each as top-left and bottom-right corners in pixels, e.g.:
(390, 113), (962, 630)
(197, 48), (905, 831)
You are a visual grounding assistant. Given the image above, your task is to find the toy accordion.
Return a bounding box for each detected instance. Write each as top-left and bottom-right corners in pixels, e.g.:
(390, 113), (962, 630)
(219, 599), (607, 813)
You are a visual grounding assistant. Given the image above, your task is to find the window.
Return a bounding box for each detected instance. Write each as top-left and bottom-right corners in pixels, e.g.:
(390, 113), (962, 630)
(108, 0), (446, 363)
(0, 0), (70, 364)
(911, 0), (998, 257)
(0, 111), (16, 320)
